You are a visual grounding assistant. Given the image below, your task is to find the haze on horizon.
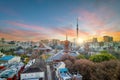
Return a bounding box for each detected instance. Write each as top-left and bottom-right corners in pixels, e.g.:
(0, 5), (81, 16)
(0, 0), (120, 42)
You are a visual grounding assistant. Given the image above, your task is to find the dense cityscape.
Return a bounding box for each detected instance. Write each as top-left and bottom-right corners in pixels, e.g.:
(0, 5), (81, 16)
(0, 34), (120, 80)
(1, 0), (120, 80)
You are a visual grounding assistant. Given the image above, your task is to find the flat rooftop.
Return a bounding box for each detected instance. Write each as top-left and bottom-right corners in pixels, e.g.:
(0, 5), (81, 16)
(0, 55), (14, 61)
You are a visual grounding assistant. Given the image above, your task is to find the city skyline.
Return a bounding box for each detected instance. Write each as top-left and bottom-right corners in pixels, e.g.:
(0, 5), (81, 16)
(0, 0), (120, 41)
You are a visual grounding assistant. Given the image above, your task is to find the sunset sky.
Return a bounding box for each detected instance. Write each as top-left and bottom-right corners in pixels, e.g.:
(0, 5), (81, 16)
(0, 0), (120, 42)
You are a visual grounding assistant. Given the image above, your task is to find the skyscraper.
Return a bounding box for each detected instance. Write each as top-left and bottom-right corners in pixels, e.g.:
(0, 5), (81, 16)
(103, 36), (113, 42)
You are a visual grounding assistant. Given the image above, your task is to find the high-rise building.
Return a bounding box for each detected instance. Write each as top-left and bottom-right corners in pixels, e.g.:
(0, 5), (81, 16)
(92, 38), (98, 43)
(103, 36), (113, 42)
(109, 37), (113, 42)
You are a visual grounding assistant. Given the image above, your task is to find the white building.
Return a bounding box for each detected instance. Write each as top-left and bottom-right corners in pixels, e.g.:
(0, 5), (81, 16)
(54, 62), (66, 78)
(21, 59), (46, 80)
(21, 68), (45, 80)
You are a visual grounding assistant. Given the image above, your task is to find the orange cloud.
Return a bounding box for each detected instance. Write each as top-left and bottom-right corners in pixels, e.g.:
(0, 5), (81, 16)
(74, 5), (117, 37)
(11, 29), (40, 37)
(0, 32), (25, 41)
(4, 21), (94, 41)
(0, 28), (50, 41)
(1, 17), (120, 42)
(50, 25), (91, 41)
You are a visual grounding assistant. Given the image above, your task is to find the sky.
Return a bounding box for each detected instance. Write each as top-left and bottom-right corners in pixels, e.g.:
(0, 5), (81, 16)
(0, 0), (120, 42)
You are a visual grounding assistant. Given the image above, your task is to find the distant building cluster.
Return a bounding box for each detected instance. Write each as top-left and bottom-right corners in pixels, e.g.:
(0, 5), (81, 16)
(103, 36), (113, 42)
(0, 34), (120, 80)
(92, 38), (98, 43)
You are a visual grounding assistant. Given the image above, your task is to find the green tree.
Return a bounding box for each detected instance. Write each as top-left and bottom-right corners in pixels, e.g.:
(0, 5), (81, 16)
(16, 46), (23, 50)
(100, 50), (108, 54)
(90, 53), (116, 62)
(1, 49), (5, 53)
(1, 38), (5, 43)
(8, 41), (15, 44)
(76, 54), (85, 59)
(84, 54), (91, 59)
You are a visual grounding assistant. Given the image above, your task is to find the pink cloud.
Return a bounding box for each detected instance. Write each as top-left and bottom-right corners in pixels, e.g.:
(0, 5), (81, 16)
(50, 25), (90, 40)
(73, 5), (116, 37)
(97, 6), (115, 20)
(78, 10), (105, 29)
(77, 9), (117, 36)
(5, 20), (91, 40)
(10, 29), (40, 37)
(0, 32), (25, 41)
(6, 21), (45, 31)
(0, 28), (50, 41)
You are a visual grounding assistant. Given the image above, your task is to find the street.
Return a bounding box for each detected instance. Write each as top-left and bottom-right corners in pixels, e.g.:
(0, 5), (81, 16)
(47, 65), (52, 80)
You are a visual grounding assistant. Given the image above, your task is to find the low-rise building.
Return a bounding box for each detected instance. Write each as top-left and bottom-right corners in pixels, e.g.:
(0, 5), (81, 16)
(21, 59), (47, 80)
(0, 44), (16, 51)
(0, 55), (21, 64)
(21, 67), (45, 80)
(0, 62), (24, 80)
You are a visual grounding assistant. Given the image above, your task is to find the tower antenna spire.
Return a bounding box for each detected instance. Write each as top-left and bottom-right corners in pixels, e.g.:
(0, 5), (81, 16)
(77, 18), (79, 39)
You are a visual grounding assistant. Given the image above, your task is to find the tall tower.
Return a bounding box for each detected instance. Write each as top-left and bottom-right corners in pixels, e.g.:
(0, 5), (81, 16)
(66, 33), (68, 41)
(64, 34), (69, 53)
(76, 18), (79, 39)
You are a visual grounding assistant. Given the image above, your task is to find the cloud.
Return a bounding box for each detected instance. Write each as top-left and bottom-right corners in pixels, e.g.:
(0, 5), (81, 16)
(6, 21), (80, 40)
(6, 21), (45, 31)
(1, 16), (120, 41)
(0, 28), (49, 41)
(71, 5), (120, 41)
(50, 24), (90, 40)
(76, 7), (119, 35)
(78, 10), (105, 29)
(0, 32), (25, 41)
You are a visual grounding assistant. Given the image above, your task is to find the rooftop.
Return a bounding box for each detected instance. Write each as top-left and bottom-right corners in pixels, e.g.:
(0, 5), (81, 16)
(59, 68), (71, 79)
(59, 68), (68, 73)
(22, 59), (46, 73)
(50, 50), (79, 61)
(22, 67), (42, 73)
(0, 55), (14, 61)
(0, 62), (24, 78)
(0, 69), (16, 78)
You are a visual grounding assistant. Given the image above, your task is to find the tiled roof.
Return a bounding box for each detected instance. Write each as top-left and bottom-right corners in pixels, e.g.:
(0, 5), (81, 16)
(22, 67), (42, 73)
(23, 59), (46, 73)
